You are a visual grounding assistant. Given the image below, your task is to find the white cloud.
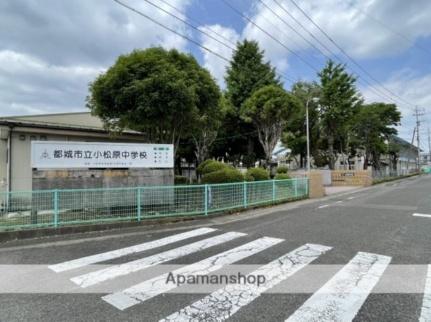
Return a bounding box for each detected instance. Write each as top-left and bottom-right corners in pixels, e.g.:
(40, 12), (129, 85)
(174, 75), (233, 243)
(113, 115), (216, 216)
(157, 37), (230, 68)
(0, 0), (192, 116)
(198, 24), (240, 88)
(361, 69), (431, 142)
(242, 0), (431, 62)
(0, 50), (104, 115)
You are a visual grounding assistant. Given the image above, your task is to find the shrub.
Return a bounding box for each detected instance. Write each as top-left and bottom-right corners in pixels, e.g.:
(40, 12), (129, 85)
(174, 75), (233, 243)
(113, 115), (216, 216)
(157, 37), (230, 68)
(201, 168), (244, 184)
(245, 167), (269, 181)
(174, 175), (188, 185)
(198, 160), (231, 175)
(274, 173), (291, 180)
(196, 159), (215, 175)
(276, 166), (288, 174)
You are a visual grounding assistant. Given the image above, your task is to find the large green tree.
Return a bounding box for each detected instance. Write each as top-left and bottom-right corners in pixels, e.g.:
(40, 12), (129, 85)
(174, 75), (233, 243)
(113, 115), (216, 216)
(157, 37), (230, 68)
(191, 95), (226, 165)
(241, 85), (301, 166)
(351, 103), (401, 170)
(281, 81), (321, 168)
(87, 48), (221, 155)
(318, 60), (361, 169)
(213, 40), (280, 166)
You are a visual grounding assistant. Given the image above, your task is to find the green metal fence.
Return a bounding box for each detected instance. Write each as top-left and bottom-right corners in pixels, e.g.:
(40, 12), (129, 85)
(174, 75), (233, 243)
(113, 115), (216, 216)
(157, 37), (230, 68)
(0, 178), (308, 231)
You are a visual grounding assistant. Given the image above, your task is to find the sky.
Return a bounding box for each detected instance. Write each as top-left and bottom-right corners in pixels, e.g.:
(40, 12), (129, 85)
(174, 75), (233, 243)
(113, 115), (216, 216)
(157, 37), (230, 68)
(1, 0), (431, 149)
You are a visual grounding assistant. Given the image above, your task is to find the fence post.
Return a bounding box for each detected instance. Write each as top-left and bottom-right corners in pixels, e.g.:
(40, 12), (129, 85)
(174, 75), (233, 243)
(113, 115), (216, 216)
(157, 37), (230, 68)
(243, 181), (247, 208)
(305, 178), (309, 197)
(294, 178), (298, 198)
(204, 184), (208, 216)
(53, 189), (59, 228)
(272, 180), (276, 202)
(137, 187), (141, 222)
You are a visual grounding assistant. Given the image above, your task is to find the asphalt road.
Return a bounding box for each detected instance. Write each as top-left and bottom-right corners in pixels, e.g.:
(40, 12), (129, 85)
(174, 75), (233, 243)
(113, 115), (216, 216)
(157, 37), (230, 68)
(1, 175), (431, 321)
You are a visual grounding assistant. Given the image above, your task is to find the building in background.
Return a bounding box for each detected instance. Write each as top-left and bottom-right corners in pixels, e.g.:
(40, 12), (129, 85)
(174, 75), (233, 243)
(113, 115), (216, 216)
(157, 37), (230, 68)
(0, 112), (173, 193)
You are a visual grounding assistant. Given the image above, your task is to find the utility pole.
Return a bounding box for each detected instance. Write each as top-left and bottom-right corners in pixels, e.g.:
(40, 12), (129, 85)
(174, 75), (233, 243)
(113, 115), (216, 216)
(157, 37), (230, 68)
(305, 97), (318, 173)
(306, 98), (311, 173)
(413, 106), (425, 169)
(428, 127), (431, 165)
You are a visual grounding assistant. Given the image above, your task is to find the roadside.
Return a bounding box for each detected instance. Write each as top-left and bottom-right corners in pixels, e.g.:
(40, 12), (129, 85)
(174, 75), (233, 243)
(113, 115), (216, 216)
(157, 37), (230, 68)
(0, 174), (421, 249)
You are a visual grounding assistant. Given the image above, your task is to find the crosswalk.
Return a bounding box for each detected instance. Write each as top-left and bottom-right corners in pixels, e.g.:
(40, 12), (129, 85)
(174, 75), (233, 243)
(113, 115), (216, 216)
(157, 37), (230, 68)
(48, 227), (429, 321)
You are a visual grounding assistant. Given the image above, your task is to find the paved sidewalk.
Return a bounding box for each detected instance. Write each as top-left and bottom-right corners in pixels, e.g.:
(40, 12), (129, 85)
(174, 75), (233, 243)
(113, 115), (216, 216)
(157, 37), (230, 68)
(325, 185), (360, 195)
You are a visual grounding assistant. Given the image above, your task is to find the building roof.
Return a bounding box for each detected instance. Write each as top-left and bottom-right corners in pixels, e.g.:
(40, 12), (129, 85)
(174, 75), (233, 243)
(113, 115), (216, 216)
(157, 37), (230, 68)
(390, 135), (421, 152)
(0, 112), (142, 135)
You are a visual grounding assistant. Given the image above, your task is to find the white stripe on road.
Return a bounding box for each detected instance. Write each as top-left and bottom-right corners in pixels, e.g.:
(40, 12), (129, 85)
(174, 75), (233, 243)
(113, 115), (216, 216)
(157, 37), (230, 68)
(49, 227), (216, 273)
(419, 264), (431, 322)
(102, 236), (283, 310)
(71, 231), (245, 288)
(413, 213), (431, 218)
(347, 196), (355, 200)
(160, 243), (332, 322)
(318, 205), (329, 209)
(285, 251), (391, 322)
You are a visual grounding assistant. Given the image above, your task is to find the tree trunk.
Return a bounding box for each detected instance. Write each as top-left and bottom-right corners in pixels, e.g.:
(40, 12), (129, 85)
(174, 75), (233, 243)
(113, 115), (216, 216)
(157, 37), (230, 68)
(363, 152), (369, 170)
(328, 135), (335, 170)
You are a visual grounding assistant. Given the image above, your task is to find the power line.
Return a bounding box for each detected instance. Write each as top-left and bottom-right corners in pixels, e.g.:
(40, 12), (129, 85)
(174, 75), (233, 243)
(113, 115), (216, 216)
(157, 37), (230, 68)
(257, 0), (400, 106)
(287, 0), (417, 109)
(266, 0), (401, 106)
(248, 1), (322, 79)
(113, 0), (295, 86)
(220, 0), (320, 73)
(142, 0), (236, 51)
(225, 0), (403, 106)
(157, 0), (238, 48)
(151, 0), (296, 84)
(256, 0), (331, 62)
(112, 0), (229, 63)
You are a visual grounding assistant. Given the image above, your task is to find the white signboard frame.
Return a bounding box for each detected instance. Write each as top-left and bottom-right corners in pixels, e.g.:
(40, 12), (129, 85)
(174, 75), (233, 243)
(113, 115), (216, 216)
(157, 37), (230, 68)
(31, 141), (174, 169)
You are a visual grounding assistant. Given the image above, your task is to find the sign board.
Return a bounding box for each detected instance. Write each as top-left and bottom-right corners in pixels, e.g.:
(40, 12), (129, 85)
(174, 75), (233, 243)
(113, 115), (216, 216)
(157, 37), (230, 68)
(31, 141), (174, 169)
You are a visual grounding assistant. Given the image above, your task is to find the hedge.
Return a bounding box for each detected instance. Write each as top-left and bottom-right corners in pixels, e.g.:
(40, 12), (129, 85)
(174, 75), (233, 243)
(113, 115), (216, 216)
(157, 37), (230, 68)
(276, 166), (289, 174)
(274, 173), (291, 180)
(245, 167), (270, 181)
(197, 160), (231, 175)
(196, 159), (215, 175)
(201, 168), (244, 184)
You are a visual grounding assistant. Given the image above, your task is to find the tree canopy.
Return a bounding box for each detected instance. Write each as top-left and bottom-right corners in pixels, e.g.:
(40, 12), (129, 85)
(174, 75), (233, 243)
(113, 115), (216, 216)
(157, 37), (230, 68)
(281, 81), (321, 168)
(351, 103), (401, 169)
(318, 60), (362, 169)
(212, 40), (280, 166)
(241, 85), (301, 165)
(87, 47), (221, 154)
(86, 45), (406, 174)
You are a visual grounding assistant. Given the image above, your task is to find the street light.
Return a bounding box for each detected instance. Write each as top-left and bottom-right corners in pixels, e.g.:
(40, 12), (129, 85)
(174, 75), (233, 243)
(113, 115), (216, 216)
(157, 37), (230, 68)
(306, 97), (319, 173)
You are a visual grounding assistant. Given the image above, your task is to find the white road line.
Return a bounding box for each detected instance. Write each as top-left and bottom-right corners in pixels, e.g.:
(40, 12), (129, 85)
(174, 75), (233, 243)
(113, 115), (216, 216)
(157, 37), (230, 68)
(419, 264), (431, 322)
(285, 251), (391, 322)
(335, 201), (343, 204)
(102, 236), (283, 310)
(347, 196), (355, 200)
(318, 205), (329, 209)
(413, 213), (431, 218)
(49, 227), (216, 273)
(160, 243), (332, 322)
(71, 231), (246, 288)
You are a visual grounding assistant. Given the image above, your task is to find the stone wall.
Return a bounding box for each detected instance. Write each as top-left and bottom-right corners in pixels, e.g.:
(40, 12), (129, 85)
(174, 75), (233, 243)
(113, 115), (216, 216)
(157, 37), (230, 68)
(32, 168), (174, 190)
(331, 170), (372, 186)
